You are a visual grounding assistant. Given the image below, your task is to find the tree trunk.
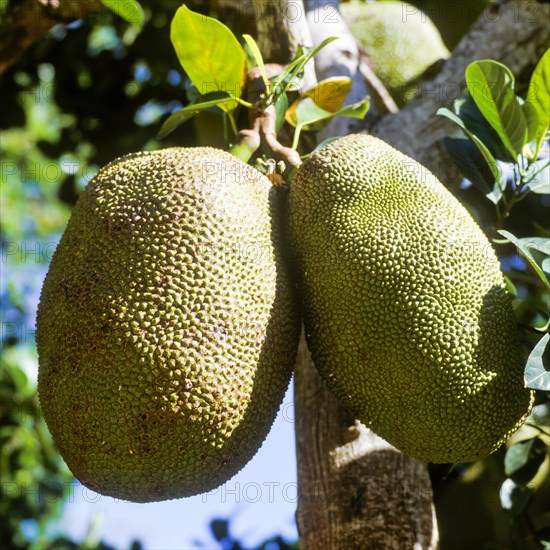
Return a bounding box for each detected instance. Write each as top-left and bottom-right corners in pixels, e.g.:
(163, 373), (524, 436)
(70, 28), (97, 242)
(294, 334), (439, 549)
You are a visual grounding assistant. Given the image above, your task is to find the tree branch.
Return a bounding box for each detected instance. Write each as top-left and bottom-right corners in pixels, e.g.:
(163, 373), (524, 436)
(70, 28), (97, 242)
(0, 0), (106, 75)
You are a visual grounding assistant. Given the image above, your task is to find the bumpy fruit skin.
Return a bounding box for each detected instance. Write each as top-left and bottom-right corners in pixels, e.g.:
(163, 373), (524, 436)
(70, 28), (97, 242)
(340, 1), (450, 106)
(288, 134), (533, 463)
(36, 147), (300, 502)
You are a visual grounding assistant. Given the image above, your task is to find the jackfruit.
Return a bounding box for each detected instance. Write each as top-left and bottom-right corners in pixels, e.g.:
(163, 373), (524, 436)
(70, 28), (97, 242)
(407, 0), (490, 49)
(36, 147), (300, 502)
(288, 134), (533, 463)
(340, 1), (450, 106)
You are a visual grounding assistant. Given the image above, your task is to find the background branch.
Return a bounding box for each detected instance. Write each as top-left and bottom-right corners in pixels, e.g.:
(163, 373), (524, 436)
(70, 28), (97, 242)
(0, 0), (106, 75)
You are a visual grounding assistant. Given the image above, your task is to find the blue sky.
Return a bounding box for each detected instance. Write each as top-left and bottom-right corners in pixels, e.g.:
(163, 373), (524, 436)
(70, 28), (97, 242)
(57, 382), (299, 549)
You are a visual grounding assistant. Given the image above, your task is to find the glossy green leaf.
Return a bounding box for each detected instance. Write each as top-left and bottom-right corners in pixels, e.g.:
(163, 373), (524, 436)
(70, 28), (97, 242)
(524, 333), (550, 391)
(304, 77), (352, 112)
(453, 90), (512, 161)
(272, 45), (306, 94)
(293, 98), (332, 128)
(321, 97), (370, 119)
(274, 93), (289, 132)
(289, 97), (368, 149)
(438, 107), (502, 184)
(526, 48), (550, 154)
(272, 36), (339, 95)
(504, 437), (547, 485)
(498, 231), (550, 289)
(443, 137), (501, 202)
(242, 34), (267, 87)
(466, 60), (527, 157)
(170, 5), (245, 111)
(524, 159), (550, 194)
(504, 275), (517, 297)
(100, 0), (144, 31)
(521, 99), (540, 147)
(157, 92), (233, 139)
(285, 77), (352, 129)
(292, 97), (369, 131)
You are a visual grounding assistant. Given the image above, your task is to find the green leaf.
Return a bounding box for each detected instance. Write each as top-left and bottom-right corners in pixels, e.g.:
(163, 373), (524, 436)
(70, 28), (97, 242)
(521, 99), (540, 148)
(503, 275), (517, 297)
(332, 99), (370, 119)
(100, 0), (144, 31)
(498, 231), (550, 289)
(242, 34), (267, 87)
(504, 437), (547, 485)
(272, 36), (340, 95)
(524, 159), (550, 194)
(453, 90), (512, 161)
(526, 48), (550, 154)
(170, 5), (246, 112)
(443, 137), (501, 201)
(304, 77), (352, 112)
(157, 92), (233, 139)
(272, 44), (306, 93)
(525, 333), (550, 391)
(294, 98), (331, 127)
(291, 97), (369, 131)
(274, 93), (289, 133)
(289, 96), (368, 150)
(285, 77), (352, 129)
(465, 60), (527, 158)
(438, 107), (502, 185)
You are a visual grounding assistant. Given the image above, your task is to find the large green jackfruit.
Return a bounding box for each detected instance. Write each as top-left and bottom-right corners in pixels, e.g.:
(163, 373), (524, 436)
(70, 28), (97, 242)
(341, 1), (450, 106)
(288, 134), (533, 463)
(36, 147), (300, 502)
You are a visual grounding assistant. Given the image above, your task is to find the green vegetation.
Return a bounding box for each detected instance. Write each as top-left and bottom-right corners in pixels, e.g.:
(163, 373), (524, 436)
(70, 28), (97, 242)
(36, 147), (300, 502)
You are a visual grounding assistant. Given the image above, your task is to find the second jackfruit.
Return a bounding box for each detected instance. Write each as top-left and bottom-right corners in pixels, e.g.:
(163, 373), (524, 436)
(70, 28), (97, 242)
(341, 1), (450, 106)
(288, 134), (533, 463)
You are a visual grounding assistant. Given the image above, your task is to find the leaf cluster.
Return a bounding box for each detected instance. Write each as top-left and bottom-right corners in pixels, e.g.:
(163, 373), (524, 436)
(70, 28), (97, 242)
(157, 5), (369, 162)
(436, 52), (550, 549)
(439, 53), (550, 389)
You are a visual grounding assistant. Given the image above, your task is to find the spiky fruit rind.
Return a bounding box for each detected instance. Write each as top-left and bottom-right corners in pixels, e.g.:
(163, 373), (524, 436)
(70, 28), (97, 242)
(37, 147), (300, 501)
(288, 134), (533, 463)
